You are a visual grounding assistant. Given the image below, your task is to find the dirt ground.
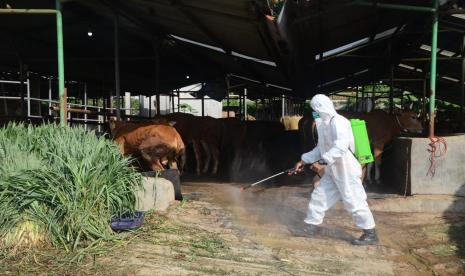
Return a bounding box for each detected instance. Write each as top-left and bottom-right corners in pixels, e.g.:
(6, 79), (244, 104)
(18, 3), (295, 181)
(95, 181), (464, 276)
(2, 181), (464, 275)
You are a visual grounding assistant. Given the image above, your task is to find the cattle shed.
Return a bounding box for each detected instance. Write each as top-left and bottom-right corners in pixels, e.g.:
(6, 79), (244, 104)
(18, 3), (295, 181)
(1, 1), (464, 128)
(1, 1), (465, 192)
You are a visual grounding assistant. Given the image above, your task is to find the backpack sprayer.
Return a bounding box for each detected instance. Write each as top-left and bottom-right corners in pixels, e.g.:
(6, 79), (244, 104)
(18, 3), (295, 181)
(350, 119), (374, 164)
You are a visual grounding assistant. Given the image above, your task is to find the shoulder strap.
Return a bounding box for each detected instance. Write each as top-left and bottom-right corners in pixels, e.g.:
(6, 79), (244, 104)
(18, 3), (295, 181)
(331, 115), (358, 160)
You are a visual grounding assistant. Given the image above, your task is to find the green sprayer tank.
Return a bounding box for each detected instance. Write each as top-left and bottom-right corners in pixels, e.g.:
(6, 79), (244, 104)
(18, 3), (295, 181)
(350, 119), (374, 164)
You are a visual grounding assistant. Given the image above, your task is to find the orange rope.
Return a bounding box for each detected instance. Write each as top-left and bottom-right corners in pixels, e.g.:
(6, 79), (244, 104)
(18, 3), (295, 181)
(427, 136), (447, 177)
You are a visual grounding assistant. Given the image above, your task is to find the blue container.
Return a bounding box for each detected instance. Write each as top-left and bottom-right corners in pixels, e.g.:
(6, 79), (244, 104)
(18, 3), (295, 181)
(110, 211), (145, 231)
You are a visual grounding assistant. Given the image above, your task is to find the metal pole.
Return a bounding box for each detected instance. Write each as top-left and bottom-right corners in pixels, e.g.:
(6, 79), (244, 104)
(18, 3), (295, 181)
(84, 83), (88, 130)
(26, 72), (31, 118)
(201, 94), (205, 117)
(429, 0), (439, 138)
(114, 12), (121, 120)
(48, 78), (52, 116)
(225, 75), (230, 118)
(389, 64), (394, 114)
(98, 107), (101, 133)
(281, 94), (285, 118)
(0, 8), (61, 14)
(226, 93), (230, 118)
(19, 63), (25, 117)
(371, 82), (375, 112)
(149, 96), (152, 118)
(421, 78), (427, 123)
(156, 94), (160, 115)
(244, 88), (248, 120)
(55, 1), (66, 127)
(400, 91), (404, 109)
(355, 86), (359, 112)
(153, 43), (161, 115)
(124, 92), (131, 116)
(461, 34), (465, 133)
(239, 94), (243, 120)
(139, 95), (143, 116)
(361, 86), (365, 112)
(171, 92), (175, 112)
(177, 90), (180, 112)
(64, 88), (68, 126)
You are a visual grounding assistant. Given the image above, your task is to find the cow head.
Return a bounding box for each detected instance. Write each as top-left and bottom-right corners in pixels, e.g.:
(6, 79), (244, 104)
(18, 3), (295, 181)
(396, 111), (423, 134)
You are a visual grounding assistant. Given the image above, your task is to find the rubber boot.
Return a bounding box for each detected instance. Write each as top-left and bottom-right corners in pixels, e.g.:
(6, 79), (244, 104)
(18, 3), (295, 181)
(352, 229), (379, 245)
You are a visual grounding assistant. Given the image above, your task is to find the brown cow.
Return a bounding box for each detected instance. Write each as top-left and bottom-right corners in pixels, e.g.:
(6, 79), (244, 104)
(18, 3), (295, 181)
(198, 116), (222, 174)
(111, 120), (185, 172)
(162, 113), (222, 175)
(298, 110), (423, 184)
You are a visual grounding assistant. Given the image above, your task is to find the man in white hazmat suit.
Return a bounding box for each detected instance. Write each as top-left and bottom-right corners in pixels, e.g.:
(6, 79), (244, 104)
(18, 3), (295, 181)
(294, 94), (378, 246)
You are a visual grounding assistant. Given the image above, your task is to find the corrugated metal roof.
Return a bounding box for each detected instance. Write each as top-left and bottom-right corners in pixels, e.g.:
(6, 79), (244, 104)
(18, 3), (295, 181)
(1, 0), (463, 104)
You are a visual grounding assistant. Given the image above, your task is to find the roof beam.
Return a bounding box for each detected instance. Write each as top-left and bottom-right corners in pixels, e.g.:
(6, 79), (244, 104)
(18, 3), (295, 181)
(170, 0), (231, 53)
(170, 0), (266, 83)
(292, 1), (359, 26)
(441, 9), (465, 15)
(101, 0), (227, 82)
(353, 1), (436, 13)
(401, 57), (462, 62)
(140, 0), (258, 24)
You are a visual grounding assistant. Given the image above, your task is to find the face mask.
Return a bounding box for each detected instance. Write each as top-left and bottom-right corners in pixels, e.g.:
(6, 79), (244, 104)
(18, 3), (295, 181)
(312, 111), (320, 119)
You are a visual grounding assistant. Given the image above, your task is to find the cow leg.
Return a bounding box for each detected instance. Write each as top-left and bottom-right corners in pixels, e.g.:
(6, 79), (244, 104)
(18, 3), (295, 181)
(365, 163), (373, 184)
(177, 150), (186, 173)
(201, 140), (211, 174)
(211, 144), (220, 175)
(373, 147), (383, 185)
(192, 140), (203, 175)
(230, 149), (243, 181)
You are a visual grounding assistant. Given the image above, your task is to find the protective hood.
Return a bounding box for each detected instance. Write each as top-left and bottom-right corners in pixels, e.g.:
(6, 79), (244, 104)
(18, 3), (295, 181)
(310, 94), (337, 121)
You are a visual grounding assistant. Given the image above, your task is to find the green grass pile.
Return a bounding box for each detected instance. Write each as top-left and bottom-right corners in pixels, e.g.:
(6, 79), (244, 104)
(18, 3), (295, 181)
(0, 123), (141, 252)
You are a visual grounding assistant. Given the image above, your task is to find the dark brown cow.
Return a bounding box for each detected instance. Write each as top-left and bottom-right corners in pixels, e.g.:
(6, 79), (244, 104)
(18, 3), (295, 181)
(218, 117), (247, 153)
(162, 113), (222, 175)
(297, 113), (314, 152)
(218, 117), (248, 175)
(244, 120), (285, 146)
(111, 120), (185, 172)
(298, 110), (423, 184)
(198, 116), (222, 174)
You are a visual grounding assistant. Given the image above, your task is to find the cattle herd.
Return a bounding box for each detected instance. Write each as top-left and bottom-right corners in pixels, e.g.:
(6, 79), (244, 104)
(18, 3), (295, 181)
(109, 113), (287, 180)
(110, 109), (424, 185)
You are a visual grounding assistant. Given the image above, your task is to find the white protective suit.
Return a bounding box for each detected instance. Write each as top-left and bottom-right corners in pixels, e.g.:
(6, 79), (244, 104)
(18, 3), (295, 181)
(301, 94), (375, 230)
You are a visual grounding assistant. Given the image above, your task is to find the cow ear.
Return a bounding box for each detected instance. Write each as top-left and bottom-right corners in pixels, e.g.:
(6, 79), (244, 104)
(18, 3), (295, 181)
(168, 121), (176, 126)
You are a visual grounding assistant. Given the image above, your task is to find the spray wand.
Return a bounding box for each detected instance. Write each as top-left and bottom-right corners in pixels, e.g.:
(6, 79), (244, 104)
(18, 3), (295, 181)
(240, 168), (297, 191)
(240, 160), (324, 192)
